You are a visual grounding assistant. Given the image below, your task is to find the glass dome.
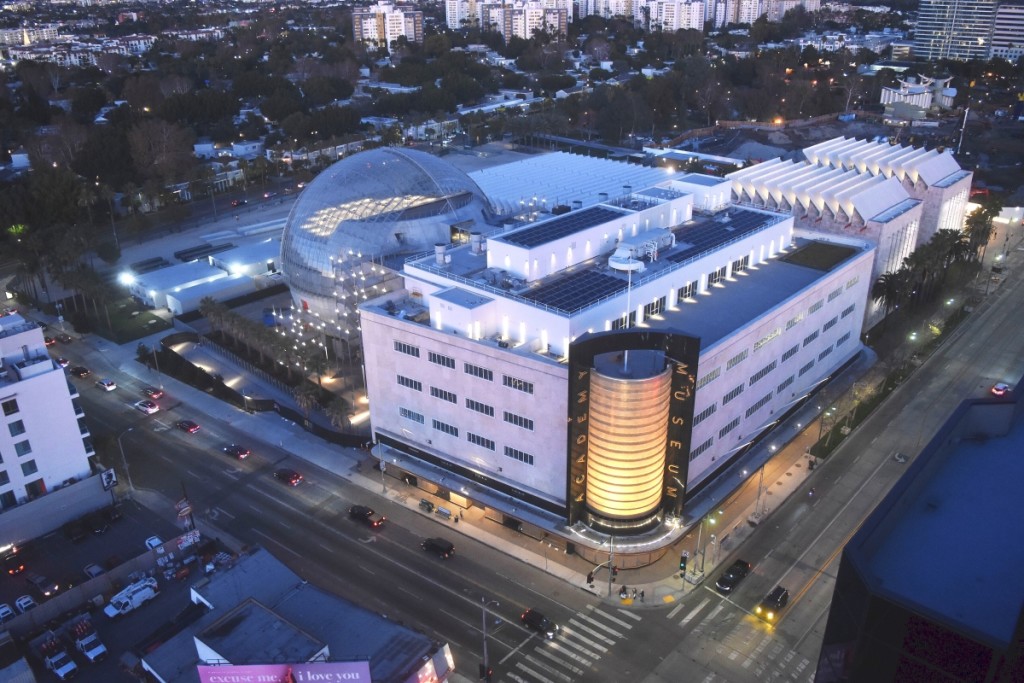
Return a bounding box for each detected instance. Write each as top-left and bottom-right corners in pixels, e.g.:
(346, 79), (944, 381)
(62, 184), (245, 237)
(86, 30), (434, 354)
(280, 147), (496, 323)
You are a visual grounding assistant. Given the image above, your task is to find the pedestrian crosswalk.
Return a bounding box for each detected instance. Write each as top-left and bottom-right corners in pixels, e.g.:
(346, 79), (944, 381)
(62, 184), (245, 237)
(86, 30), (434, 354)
(504, 605), (640, 683)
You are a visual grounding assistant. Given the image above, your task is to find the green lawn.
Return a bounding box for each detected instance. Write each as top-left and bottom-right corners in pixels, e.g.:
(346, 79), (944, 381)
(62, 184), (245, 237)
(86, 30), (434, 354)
(92, 298), (173, 344)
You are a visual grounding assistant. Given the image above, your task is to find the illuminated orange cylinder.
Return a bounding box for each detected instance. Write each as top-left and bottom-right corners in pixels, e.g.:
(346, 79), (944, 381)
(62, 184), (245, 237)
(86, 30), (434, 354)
(586, 365), (671, 519)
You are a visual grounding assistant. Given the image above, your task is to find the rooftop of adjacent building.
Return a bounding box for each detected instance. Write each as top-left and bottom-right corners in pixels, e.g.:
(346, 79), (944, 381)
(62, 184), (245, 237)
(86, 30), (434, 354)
(851, 386), (1024, 649)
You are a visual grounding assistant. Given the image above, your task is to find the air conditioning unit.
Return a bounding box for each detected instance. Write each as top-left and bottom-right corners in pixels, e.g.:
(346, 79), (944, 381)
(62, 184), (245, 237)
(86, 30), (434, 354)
(498, 340), (510, 349)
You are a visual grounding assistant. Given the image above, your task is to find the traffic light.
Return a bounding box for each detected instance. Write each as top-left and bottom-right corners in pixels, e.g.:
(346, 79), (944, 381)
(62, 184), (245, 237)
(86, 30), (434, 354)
(586, 571), (594, 584)
(679, 554), (687, 572)
(479, 663), (493, 681)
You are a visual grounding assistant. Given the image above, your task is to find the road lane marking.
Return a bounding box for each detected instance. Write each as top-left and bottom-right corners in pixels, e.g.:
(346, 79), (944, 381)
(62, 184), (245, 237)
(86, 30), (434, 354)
(680, 598), (710, 626)
(584, 604), (635, 628)
(534, 645), (587, 674)
(573, 612), (628, 637)
(521, 654), (574, 682)
(565, 619), (615, 645)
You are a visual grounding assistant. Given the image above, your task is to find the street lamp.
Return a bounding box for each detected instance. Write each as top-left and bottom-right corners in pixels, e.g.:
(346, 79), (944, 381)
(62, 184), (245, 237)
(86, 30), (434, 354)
(481, 597), (499, 682)
(116, 427), (135, 492)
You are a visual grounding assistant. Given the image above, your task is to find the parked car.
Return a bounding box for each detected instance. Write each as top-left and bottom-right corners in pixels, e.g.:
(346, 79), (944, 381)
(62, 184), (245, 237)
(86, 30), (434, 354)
(349, 505), (386, 529)
(274, 469), (303, 486)
(141, 386), (164, 399)
(715, 559), (752, 594)
(69, 366), (91, 378)
(88, 513), (110, 535)
(144, 536), (163, 550)
(755, 586), (790, 622)
(0, 603), (14, 623)
(15, 595), (36, 614)
(221, 444), (251, 459)
(3, 552), (25, 575)
(176, 420), (200, 434)
(95, 379), (117, 391)
(134, 400), (159, 415)
(521, 608), (559, 639)
(55, 357), (69, 368)
(83, 563), (105, 579)
(421, 537), (455, 559)
(26, 572), (61, 598)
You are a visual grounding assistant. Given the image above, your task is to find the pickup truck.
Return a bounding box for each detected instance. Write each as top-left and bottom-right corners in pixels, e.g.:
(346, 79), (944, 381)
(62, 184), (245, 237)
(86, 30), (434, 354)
(30, 632), (78, 681)
(67, 614), (108, 663)
(104, 576), (159, 618)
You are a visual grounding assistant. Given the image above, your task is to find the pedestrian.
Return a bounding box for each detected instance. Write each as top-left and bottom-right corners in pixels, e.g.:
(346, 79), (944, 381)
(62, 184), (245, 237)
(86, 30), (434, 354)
(640, 589), (645, 603)
(631, 588), (637, 599)
(459, 509), (464, 520)
(454, 516), (459, 524)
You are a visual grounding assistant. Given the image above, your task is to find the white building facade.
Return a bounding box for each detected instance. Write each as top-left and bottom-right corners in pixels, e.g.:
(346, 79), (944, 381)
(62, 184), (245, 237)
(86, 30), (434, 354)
(0, 315), (93, 509)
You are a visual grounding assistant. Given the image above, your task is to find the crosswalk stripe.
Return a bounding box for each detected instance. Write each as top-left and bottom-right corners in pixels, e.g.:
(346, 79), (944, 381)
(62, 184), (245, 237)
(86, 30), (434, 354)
(705, 603), (726, 622)
(515, 661), (560, 683)
(553, 633), (603, 660)
(533, 645), (587, 676)
(547, 639), (599, 668)
(522, 654), (574, 682)
(566, 618), (617, 645)
(505, 672), (532, 683)
(573, 612), (628, 638)
(667, 601), (687, 619)
(680, 598), (710, 626)
(584, 604), (635, 629)
(614, 607), (643, 622)
(561, 627), (610, 654)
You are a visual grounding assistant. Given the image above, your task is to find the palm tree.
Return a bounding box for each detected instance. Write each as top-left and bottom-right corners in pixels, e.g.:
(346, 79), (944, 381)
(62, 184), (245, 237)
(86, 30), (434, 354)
(872, 269), (909, 318)
(325, 396), (350, 431)
(293, 381), (321, 418)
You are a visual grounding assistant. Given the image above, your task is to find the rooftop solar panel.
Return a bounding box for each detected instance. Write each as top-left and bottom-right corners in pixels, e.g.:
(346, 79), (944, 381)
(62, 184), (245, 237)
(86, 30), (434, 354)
(501, 206), (624, 248)
(522, 270), (625, 311)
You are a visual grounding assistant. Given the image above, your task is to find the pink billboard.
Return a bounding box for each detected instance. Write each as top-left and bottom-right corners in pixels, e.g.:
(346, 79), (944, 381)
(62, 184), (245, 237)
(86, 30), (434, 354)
(198, 662), (372, 683)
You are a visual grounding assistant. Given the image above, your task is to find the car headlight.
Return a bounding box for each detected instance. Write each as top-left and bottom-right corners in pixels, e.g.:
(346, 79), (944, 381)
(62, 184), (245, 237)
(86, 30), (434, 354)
(755, 605), (762, 614)
(766, 611), (774, 620)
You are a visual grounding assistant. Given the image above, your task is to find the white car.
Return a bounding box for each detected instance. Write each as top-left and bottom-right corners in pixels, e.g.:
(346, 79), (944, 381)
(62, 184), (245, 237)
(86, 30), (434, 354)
(96, 379), (117, 391)
(134, 400), (159, 415)
(0, 603), (14, 623)
(14, 595), (36, 614)
(145, 536), (163, 550)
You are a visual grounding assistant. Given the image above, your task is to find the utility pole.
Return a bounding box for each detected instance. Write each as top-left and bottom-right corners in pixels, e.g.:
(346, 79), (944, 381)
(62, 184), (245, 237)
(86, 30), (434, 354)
(481, 597), (498, 682)
(607, 534), (615, 597)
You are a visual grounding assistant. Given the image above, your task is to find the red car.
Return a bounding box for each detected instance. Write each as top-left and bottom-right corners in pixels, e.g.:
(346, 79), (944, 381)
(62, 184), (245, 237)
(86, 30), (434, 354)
(44, 337), (56, 347)
(274, 469), (303, 486)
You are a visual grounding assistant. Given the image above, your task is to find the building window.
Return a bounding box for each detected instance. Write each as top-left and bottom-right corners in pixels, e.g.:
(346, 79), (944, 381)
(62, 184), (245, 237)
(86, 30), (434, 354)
(837, 331), (851, 346)
(818, 345), (834, 361)
(428, 351), (456, 369)
(396, 375), (422, 392)
(430, 386), (457, 403)
(781, 344), (799, 363)
(697, 367), (721, 389)
(466, 398), (494, 417)
(20, 460), (37, 476)
(845, 276), (860, 289)
(786, 312), (805, 330)
(431, 419), (458, 437)
(0, 471), (7, 486)
(799, 360), (815, 377)
(708, 265), (727, 285)
(1, 399), (17, 417)
(464, 363), (493, 381)
(399, 407), (424, 424)
(841, 304), (856, 319)
(777, 375), (795, 394)
(827, 287), (843, 302)
(718, 417), (740, 439)
(8, 420), (25, 438)
(726, 349), (748, 370)
(803, 331), (819, 347)
(746, 392), (773, 418)
(504, 446), (534, 465)
(394, 340), (420, 358)
(749, 360), (777, 386)
(14, 441), (31, 457)
(502, 375), (534, 394)
(690, 437), (713, 461)
(468, 432), (495, 451)
(503, 411), (534, 430)
(643, 296), (666, 320)
(808, 300), (824, 314)
(822, 316), (839, 333)
(722, 384), (745, 405)
(693, 403), (717, 426)
(678, 281), (697, 301)
(732, 255), (749, 274)
(611, 311), (637, 330)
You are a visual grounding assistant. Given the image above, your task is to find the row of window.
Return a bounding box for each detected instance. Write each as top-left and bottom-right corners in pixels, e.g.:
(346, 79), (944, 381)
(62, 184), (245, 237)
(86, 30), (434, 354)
(398, 377), (534, 430)
(1, 399), (18, 417)
(393, 341), (532, 393)
(722, 384), (744, 405)
(400, 408), (535, 466)
(746, 391), (773, 418)
(749, 360), (777, 386)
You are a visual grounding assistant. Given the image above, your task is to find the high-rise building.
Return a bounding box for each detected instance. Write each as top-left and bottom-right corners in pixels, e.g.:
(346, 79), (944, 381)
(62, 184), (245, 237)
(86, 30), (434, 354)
(351, 2), (423, 53)
(989, 1), (1024, 61)
(913, 0), (998, 61)
(0, 314), (94, 509)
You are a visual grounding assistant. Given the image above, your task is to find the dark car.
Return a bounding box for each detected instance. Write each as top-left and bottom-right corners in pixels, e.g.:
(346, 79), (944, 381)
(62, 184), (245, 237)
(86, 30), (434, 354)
(521, 608), (559, 639)
(176, 420), (201, 434)
(44, 336), (56, 347)
(274, 468), (303, 486)
(142, 386), (164, 399)
(69, 366), (91, 378)
(2, 546), (25, 575)
(56, 333), (73, 343)
(716, 559), (752, 594)
(222, 444), (251, 459)
(421, 537), (454, 558)
(755, 586), (790, 622)
(349, 505), (386, 529)
(26, 572), (61, 598)
(63, 519), (88, 543)
(87, 513), (110, 535)
(231, 199), (247, 207)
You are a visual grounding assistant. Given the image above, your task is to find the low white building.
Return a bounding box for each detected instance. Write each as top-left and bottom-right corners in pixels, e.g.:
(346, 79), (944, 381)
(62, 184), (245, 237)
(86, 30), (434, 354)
(128, 261), (227, 309)
(361, 179), (873, 537)
(0, 315), (93, 509)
